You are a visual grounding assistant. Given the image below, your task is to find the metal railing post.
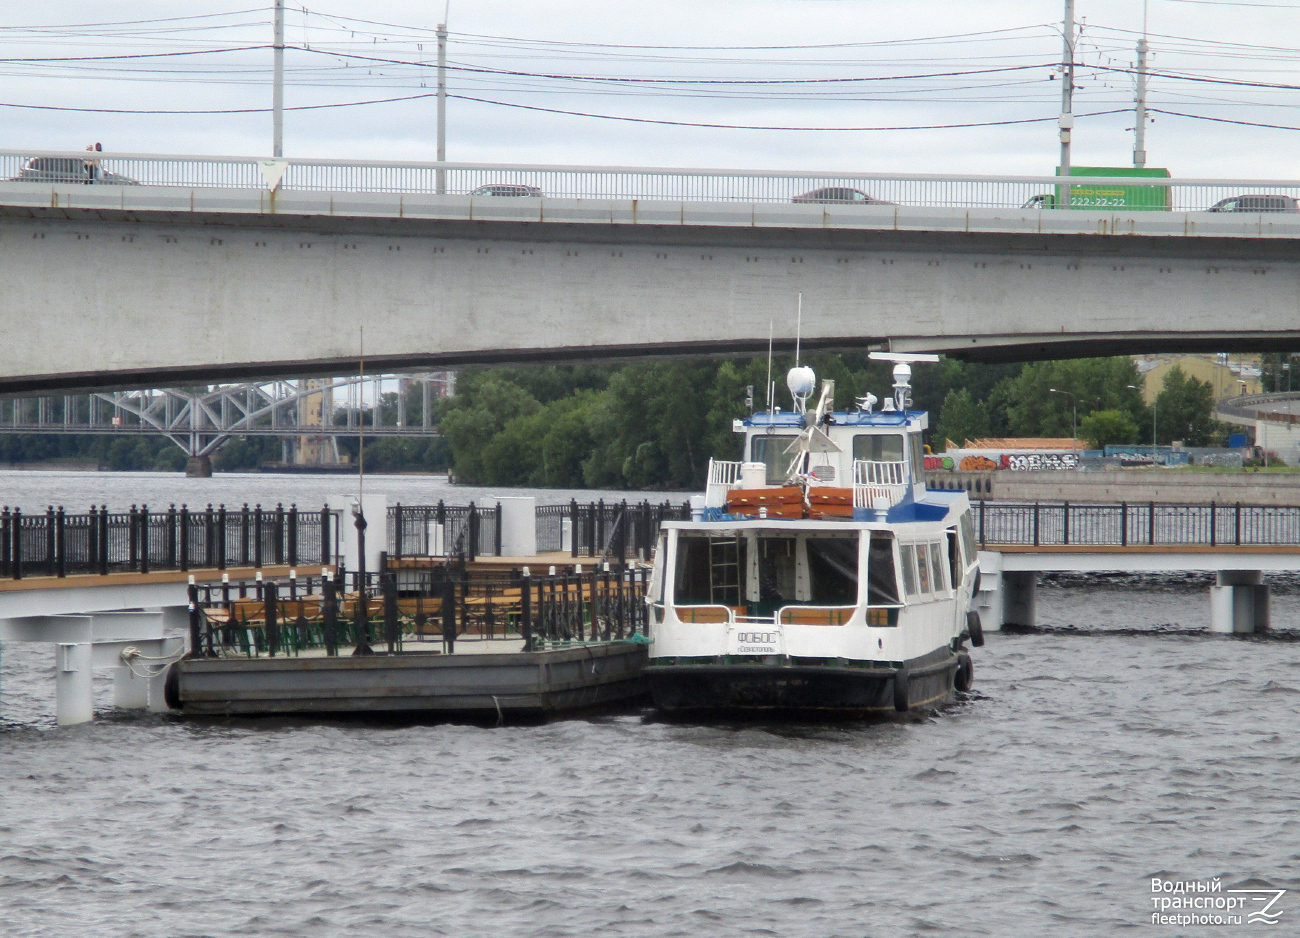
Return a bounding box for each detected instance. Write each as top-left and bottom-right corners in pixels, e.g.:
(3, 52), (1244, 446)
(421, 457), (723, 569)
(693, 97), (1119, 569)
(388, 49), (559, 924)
(179, 505), (190, 572)
(570, 499), (579, 558)
(1120, 501), (1128, 547)
(1148, 501), (1156, 545)
(139, 504), (150, 574)
(1210, 501), (1217, 547)
(1062, 501), (1070, 546)
(54, 506), (65, 578)
(1235, 502), (1241, 546)
(394, 502), (404, 559)
(495, 501), (503, 556)
(287, 504), (298, 566)
(321, 503), (331, 566)
(98, 507), (108, 575)
(218, 504), (228, 569)
(1032, 502), (1040, 547)
(11, 507), (21, 580)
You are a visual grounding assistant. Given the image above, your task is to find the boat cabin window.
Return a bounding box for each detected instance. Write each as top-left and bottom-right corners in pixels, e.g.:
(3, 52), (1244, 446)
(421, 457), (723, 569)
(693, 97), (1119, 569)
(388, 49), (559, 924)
(899, 544), (918, 597)
(674, 532), (859, 611)
(928, 542), (948, 593)
(899, 540), (952, 601)
(674, 535), (745, 606)
(806, 538), (858, 605)
(909, 433), (925, 473)
(749, 435), (796, 485)
(959, 513), (977, 570)
(867, 534), (899, 605)
(852, 433), (904, 462)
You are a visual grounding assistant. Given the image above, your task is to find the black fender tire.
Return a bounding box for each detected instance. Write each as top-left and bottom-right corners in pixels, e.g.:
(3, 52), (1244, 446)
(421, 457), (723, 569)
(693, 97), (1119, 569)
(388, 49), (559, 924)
(967, 610), (985, 648)
(163, 662), (182, 710)
(893, 667), (910, 713)
(954, 653), (974, 692)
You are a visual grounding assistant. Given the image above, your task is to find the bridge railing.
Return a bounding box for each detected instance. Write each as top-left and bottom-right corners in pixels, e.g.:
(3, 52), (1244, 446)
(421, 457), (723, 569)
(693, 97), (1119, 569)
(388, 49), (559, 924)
(4, 148), (1300, 213)
(975, 500), (1300, 549)
(0, 503), (337, 579)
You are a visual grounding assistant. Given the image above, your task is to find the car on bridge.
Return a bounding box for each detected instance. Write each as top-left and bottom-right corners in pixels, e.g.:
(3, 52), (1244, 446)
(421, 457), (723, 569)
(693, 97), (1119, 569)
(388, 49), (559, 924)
(9, 156), (138, 186)
(470, 184), (544, 197)
(792, 187), (893, 205)
(1206, 194), (1299, 213)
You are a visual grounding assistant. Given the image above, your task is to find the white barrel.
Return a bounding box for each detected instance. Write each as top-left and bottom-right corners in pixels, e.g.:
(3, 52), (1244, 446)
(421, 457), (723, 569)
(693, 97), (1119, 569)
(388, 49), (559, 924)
(740, 462), (767, 489)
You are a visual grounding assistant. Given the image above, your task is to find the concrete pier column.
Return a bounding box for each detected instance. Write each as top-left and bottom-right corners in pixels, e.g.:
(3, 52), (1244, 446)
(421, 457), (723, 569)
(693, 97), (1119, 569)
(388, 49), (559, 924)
(185, 455), (213, 477)
(1210, 570), (1268, 634)
(1002, 572), (1038, 629)
(113, 665), (149, 709)
(55, 643), (94, 725)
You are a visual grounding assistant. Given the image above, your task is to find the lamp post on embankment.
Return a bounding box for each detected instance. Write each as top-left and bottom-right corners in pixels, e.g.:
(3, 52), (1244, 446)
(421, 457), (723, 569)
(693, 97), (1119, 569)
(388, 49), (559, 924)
(1049, 388), (1078, 443)
(1128, 384), (1157, 446)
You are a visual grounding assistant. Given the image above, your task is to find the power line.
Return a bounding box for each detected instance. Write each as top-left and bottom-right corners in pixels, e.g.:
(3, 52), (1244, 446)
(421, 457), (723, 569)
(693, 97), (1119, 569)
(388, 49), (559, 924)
(1149, 106), (1300, 129)
(0, 92), (434, 115)
(448, 95), (1131, 131)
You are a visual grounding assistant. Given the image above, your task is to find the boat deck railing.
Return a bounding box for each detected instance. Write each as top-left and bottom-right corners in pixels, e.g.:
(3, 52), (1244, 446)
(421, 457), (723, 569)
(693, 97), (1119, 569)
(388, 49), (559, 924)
(190, 564), (651, 659)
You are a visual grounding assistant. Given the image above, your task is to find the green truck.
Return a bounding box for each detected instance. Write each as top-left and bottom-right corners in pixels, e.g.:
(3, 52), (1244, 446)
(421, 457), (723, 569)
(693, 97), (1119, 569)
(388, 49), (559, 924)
(1023, 166), (1172, 211)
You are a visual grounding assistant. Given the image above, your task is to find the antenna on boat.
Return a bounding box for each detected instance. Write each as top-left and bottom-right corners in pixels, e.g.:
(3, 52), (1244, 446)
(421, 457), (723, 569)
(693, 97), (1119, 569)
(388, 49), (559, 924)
(794, 293), (802, 366)
(868, 351), (939, 412)
(766, 319), (774, 417)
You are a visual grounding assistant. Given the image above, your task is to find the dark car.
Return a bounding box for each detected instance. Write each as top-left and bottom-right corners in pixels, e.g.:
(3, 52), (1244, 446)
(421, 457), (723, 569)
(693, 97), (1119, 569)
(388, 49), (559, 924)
(470, 184), (544, 198)
(1207, 194), (1299, 213)
(9, 156), (138, 186)
(792, 187), (893, 205)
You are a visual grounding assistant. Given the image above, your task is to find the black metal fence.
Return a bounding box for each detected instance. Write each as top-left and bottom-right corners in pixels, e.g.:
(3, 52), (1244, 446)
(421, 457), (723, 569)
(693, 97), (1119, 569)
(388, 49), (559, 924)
(975, 500), (1300, 548)
(389, 502), (501, 561)
(389, 499), (690, 561)
(0, 503), (337, 579)
(537, 499), (691, 558)
(189, 562), (650, 658)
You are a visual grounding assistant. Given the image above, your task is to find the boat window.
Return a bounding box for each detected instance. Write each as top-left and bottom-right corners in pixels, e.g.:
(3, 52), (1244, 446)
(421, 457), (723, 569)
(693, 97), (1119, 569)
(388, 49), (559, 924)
(899, 544), (918, 597)
(806, 538), (859, 604)
(909, 434), (925, 473)
(674, 535), (745, 606)
(946, 529), (961, 588)
(852, 433), (904, 462)
(749, 435), (796, 485)
(867, 533), (900, 605)
(928, 542), (948, 593)
(959, 512), (978, 567)
(915, 544), (932, 594)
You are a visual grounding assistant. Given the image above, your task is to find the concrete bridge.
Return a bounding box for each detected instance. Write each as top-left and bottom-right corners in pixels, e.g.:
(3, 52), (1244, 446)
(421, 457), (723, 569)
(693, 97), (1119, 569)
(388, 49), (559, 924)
(2, 150), (1300, 392)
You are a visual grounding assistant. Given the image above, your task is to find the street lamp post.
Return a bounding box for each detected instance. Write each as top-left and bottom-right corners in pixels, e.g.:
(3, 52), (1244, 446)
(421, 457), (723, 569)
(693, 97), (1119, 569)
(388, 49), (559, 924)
(1128, 384), (1156, 447)
(1049, 388), (1078, 445)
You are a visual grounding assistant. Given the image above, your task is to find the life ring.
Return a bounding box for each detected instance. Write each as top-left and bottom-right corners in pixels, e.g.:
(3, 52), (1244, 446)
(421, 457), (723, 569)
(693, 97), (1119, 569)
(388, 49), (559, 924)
(967, 610), (985, 648)
(954, 653), (974, 692)
(893, 667), (910, 713)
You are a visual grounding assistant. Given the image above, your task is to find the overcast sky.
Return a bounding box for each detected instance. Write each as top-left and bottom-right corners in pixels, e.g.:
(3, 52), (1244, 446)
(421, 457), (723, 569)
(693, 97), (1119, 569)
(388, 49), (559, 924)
(2, 1), (1298, 177)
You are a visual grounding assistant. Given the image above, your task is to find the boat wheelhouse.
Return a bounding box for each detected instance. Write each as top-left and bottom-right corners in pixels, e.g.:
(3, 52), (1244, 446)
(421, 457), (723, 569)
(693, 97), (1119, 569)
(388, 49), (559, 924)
(645, 355), (984, 715)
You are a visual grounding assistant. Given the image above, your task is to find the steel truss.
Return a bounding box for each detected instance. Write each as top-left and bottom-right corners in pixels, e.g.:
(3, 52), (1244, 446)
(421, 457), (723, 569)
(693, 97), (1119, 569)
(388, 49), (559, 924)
(0, 373), (451, 458)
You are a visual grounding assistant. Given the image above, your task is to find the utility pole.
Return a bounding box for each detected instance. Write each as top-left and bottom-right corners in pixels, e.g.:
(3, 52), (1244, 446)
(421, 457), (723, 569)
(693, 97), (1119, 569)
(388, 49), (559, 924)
(1133, 0), (1149, 167)
(1059, 0), (1076, 206)
(436, 21), (447, 194)
(273, 0), (285, 157)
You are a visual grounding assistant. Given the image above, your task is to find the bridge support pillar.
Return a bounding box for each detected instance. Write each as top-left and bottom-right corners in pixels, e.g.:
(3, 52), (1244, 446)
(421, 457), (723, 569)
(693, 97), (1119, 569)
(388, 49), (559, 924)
(55, 643), (94, 725)
(1002, 572), (1037, 629)
(1210, 571), (1268, 634)
(976, 551), (1004, 632)
(185, 456), (212, 477)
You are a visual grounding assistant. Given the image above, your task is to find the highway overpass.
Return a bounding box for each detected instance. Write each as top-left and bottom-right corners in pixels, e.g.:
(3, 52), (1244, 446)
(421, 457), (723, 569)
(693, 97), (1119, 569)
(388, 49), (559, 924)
(2, 149), (1299, 392)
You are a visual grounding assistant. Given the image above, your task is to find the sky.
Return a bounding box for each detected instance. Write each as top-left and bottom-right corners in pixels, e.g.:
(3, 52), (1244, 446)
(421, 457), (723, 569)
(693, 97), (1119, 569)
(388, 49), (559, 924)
(2, 1), (1299, 178)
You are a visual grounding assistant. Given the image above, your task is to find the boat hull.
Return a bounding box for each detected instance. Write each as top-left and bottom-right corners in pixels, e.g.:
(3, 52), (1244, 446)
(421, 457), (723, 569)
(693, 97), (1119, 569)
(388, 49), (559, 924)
(647, 653), (959, 714)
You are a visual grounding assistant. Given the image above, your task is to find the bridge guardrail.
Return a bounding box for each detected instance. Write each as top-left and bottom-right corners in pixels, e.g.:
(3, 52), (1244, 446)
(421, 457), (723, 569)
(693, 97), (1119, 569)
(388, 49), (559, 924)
(976, 500), (1300, 549)
(4, 148), (1300, 214)
(1217, 393), (1300, 426)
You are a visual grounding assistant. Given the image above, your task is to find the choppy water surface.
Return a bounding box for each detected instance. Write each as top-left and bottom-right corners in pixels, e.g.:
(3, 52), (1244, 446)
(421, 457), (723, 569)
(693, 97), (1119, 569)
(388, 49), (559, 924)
(1, 476), (1299, 935)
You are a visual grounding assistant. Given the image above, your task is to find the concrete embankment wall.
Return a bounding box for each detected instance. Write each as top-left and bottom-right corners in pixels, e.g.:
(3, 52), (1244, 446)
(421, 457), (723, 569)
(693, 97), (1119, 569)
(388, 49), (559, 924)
(925, 470), (1300, 505)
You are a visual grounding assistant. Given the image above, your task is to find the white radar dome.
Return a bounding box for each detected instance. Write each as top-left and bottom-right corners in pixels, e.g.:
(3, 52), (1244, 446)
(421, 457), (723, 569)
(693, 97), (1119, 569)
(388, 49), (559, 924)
(786, 365), (816, 401)
(892, 363), (912, 385)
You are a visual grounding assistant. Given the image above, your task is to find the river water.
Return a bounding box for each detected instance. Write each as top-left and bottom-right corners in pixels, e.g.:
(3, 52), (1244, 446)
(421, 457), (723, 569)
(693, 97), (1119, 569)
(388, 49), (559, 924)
(2, 472), (1299, 936)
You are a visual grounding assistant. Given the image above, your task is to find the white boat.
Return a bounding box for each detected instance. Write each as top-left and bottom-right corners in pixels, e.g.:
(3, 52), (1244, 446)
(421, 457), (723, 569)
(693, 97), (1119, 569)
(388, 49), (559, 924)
(644, 354), (984, 715)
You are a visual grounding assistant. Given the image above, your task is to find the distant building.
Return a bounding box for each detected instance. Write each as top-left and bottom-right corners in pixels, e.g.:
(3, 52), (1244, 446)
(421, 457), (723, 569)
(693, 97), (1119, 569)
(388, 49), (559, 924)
(1134, 354), (1261, 402)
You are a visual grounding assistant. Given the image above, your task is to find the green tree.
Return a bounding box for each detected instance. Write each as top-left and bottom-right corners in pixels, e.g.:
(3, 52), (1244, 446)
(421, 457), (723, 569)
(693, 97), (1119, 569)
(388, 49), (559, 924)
(1078, 409), (1139, 449)
(934, 388), (992, 449)
(1003, 358), (1146, 438)
(438, 377), (541, 483)
(1155, 366), (1226, 446)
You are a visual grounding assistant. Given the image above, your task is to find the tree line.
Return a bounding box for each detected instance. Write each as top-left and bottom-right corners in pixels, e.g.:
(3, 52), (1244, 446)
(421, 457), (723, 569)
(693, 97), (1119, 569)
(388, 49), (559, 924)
(0, 354), (1229, 480)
